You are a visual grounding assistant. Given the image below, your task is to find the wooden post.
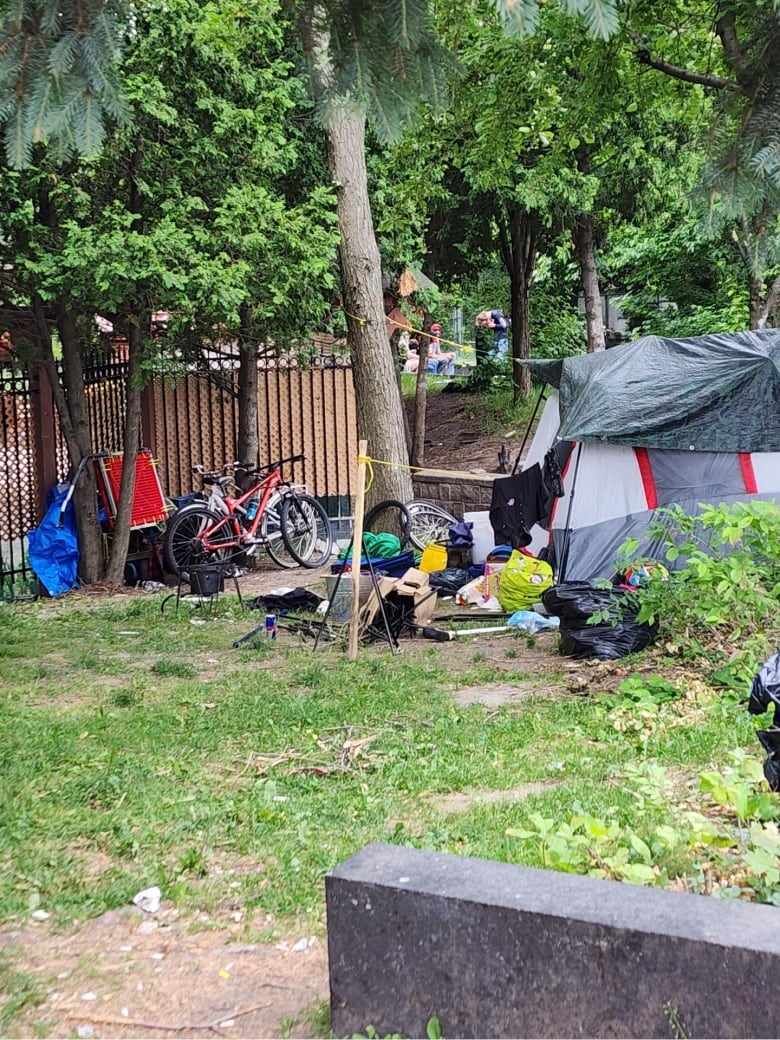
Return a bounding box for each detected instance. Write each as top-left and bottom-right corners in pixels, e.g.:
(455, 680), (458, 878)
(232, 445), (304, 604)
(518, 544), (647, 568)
(348, 439), (368, 661)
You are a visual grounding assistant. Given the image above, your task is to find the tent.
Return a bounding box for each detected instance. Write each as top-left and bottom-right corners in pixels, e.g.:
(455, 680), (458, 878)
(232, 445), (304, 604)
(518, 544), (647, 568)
(502, 329), (780, 583)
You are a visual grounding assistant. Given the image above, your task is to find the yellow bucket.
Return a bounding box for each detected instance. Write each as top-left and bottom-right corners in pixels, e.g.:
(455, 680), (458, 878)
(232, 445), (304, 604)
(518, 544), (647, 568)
(419, 543), (448, 573)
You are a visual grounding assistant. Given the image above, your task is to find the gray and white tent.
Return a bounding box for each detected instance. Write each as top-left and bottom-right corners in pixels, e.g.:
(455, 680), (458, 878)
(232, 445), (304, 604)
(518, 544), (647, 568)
(518, 329), (780, 583)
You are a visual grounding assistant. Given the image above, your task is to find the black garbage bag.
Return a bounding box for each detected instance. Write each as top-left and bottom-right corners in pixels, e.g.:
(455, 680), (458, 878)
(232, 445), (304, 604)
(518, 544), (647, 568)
(559, 618), (659, 661)
(748, 649), (780, 715)
(756, 728), (780, 791)
(542, 581), (629, 624)
(246, 587), (324, 613)
(543, 580), (657, 661)
(429, 568), (472, 596)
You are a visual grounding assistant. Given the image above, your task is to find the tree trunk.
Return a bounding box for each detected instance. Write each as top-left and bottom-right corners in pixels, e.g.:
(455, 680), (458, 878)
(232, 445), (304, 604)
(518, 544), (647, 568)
(33, 181), (104, 581)
(303, 9), (412, 509)
(56, 301), (104, 583)
(410, 339), (429, 467)
(105, 316), (145, 584)
(237, 305), (259, 470)
(325, 112), (413, 508)
(500, 206), (537, 400)
(573, 213), (606, 352)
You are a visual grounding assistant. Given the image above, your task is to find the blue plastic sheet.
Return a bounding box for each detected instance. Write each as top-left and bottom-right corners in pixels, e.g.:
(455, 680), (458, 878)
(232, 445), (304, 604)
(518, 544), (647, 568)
(27, 486), (80, 596)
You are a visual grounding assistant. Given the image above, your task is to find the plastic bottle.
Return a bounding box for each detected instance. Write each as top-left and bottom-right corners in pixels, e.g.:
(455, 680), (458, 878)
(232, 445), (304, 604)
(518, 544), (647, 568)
(246, 497), (259, 521)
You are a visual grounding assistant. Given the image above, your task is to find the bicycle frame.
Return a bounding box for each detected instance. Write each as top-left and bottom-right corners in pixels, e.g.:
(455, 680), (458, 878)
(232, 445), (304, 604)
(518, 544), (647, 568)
(196, 456), (303, 553)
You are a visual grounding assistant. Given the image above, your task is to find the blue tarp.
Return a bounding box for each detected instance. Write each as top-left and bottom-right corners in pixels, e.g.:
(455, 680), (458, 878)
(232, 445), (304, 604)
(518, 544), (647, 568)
(28, 486), (80, 597)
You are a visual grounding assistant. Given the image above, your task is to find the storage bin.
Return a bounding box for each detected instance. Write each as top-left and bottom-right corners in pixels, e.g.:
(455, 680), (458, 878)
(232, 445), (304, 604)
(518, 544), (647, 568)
(324, 574), (373, 622)
(463, 510), (494, 565)
(189, 566), (225, 597)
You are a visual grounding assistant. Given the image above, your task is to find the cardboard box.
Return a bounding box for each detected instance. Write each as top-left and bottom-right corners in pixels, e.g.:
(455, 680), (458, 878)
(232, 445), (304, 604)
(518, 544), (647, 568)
(359, 567), (437, 631)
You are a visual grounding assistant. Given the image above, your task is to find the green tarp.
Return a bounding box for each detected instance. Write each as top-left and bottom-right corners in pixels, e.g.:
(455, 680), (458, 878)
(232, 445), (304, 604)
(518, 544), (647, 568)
(522, 330), (780, 452)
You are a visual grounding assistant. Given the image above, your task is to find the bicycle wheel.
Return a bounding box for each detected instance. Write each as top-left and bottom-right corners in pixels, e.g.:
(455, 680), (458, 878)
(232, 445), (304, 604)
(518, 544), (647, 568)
(260, 493), (299, 569)
(363, 500), (412, 546)
(163, 505), (237, 576)
(406, 500), (457, 551)
(280, 494), (333, 568)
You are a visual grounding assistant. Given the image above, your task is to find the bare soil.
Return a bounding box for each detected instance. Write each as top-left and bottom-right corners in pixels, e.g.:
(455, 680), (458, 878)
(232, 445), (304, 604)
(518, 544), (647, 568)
(405, 384), (523, 474)
(4, 390), (549, 1040)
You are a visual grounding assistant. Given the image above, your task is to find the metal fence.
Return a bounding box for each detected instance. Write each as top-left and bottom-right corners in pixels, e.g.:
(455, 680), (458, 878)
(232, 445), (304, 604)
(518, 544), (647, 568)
(0, 351), (356, 596)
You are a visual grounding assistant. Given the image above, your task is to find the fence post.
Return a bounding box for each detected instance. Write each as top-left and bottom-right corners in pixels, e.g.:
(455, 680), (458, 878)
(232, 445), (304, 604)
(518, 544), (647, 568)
(29, 363), (59, 524)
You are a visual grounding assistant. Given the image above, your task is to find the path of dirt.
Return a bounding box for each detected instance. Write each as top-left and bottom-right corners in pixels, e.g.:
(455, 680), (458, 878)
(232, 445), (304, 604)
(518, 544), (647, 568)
(406, 384), (523, 475)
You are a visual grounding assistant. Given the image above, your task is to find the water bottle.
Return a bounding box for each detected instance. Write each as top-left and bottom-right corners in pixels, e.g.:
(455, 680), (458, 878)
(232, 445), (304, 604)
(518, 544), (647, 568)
(246, 497), (259, 521)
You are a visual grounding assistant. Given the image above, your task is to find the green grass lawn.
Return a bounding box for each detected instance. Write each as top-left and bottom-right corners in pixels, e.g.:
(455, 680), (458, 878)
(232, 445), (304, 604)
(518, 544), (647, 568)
(1, 591), (773, 955)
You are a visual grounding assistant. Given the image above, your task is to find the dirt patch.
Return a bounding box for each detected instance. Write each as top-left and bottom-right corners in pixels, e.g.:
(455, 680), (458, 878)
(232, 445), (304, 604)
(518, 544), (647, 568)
(452, 681), (556, 707)
(427, 782), (560, 814)
(407, 386), (522, 474)
(2, 909), (328, 1039)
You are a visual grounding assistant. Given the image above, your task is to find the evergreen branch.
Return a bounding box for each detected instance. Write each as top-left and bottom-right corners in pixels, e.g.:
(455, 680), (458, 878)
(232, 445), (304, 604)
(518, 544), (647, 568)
(4, 102), (31, 168)
(47, 30), (80, 77)
(563, 0), (619, 41)
(493, 0), (541, 37)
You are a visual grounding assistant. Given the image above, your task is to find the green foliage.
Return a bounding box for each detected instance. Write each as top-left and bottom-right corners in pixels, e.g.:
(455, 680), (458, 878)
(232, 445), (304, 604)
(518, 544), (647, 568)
(507, 754), (780, 901)
(619, 501), (780, 684)
(0, 0), (130, 167)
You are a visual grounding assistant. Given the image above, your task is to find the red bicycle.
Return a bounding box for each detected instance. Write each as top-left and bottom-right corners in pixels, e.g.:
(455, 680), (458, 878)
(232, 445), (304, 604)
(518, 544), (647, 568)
(163, 454), (333, 574)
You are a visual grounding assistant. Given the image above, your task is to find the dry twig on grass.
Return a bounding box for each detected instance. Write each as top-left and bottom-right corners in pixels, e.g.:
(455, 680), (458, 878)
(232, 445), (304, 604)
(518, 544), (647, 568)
(68, 999), (272, 1036)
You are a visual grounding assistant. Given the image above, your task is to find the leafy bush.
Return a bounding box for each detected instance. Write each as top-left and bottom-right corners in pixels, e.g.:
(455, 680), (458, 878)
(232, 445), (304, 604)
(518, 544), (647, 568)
(617, 500), (780, 685)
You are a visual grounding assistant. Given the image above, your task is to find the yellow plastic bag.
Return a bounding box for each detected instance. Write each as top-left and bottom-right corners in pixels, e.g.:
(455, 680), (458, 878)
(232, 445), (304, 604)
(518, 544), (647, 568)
(497, 551), (553, 612)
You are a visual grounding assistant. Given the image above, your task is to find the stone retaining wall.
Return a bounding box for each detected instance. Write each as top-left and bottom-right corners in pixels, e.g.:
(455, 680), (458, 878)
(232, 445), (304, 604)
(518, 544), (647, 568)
(412, 469), (497, 518)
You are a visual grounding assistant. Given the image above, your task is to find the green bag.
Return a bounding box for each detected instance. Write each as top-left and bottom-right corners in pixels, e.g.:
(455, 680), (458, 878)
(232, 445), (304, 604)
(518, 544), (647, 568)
(498, 550), (553, 612)
(338, 532), (402, 561)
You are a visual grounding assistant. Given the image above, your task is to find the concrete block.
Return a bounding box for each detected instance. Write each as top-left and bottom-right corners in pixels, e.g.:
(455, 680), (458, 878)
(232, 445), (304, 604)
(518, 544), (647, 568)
(327, 843), (780, 1038)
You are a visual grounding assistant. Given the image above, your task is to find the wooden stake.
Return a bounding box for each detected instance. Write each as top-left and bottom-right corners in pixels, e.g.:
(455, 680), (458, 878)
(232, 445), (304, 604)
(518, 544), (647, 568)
(348, 439), (368, 661)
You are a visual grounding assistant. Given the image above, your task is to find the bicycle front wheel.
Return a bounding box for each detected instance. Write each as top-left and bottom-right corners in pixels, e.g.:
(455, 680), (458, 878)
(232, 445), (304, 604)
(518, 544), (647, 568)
(163, 505), (236, 576)
(406, 500), (457, 551)
(260, 493), (299, 569)
(280, 494), (333, 568)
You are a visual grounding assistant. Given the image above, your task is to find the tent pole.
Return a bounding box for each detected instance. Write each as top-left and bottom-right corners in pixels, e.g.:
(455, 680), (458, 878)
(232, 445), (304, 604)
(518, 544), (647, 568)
(557, 442), (582, 583)
(511, 385), (547, 474)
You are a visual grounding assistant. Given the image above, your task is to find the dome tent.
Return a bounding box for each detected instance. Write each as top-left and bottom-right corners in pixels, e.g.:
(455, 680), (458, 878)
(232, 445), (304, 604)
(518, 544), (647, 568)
(510, 330), (780, 583)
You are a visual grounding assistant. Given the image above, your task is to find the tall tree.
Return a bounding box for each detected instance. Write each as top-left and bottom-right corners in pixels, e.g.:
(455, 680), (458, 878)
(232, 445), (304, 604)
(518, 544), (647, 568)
(631, 0), (780, 328)
(0, 0), (337, 581)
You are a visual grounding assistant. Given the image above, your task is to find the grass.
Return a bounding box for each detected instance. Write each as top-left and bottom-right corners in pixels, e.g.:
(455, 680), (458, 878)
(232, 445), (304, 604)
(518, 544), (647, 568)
(0, 592), (774, 1032)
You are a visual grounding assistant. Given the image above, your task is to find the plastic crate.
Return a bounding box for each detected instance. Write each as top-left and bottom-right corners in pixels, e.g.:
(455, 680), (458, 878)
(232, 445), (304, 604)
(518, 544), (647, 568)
(94, 451), (168, 530)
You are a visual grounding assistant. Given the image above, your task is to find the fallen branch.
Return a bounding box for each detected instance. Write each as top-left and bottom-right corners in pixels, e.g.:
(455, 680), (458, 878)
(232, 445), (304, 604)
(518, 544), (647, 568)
(67, 1000), (272, 1034)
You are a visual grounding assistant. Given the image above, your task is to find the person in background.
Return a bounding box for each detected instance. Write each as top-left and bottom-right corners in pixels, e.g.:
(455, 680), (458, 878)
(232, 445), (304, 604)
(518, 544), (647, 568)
(474, 311), (494, 367)
(490, 310), (510, 357)
(404, 337), (420, 373)
(426, 323), (456, 376)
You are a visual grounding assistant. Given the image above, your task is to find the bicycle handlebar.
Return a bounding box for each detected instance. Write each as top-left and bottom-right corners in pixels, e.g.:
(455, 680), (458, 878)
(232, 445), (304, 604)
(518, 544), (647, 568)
(191, 454), (306, 481)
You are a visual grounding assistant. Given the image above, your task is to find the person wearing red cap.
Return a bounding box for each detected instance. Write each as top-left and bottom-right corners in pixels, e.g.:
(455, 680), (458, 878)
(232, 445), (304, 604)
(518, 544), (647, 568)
(426, 323), (455, 376)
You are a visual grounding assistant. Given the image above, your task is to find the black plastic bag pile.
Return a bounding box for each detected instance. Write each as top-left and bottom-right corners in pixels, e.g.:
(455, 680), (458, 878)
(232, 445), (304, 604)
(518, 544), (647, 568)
(748, 650), (780, 791)
(542, 581), (658, 661)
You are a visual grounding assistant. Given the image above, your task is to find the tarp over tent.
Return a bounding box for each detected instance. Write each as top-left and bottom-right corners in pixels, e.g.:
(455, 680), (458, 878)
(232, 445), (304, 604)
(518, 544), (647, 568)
(523, 329), (780, 452)
(512, 331), (780, 583)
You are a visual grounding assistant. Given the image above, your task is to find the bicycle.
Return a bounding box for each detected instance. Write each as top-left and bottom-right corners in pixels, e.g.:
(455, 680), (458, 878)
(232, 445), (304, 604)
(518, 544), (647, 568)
(163, 454), (333, 575)
(362, 499), (458, 551)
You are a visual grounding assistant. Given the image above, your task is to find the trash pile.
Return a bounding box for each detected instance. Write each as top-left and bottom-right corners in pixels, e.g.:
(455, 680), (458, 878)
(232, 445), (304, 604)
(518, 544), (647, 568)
(236, 501), (662, 662)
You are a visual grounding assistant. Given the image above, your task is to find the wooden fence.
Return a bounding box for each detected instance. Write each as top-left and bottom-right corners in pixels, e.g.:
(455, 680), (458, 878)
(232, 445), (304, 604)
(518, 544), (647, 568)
(0, 355), (357, 593)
